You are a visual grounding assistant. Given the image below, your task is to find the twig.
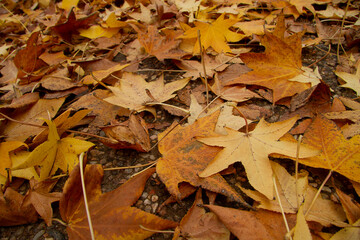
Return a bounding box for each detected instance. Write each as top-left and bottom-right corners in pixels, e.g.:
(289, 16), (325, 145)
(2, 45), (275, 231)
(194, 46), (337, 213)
(197, 30), (209, 105)
(0, 48), (16, 66)
(52, 218), (67, 226)
(337, 0), (351, 62)
(1, 3), (30, 33)
(104, 161), (156, 171)
(273, 175), (292, 240)
(136, 69), (186, 73)
(79, 152), (95, 240)
(139, 225), (175, 234)
(307, 44), (331, 68)
(130, 162), (157, 178)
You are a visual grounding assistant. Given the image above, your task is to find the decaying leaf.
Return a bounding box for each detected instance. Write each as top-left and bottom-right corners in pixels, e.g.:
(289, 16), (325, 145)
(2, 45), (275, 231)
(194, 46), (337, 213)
(60, 165), (177, 239)
(13, 119), (94, 180)
(156, 111), (249, 205)
(198, 116), (319, 199)
(104, 72), (190, 114)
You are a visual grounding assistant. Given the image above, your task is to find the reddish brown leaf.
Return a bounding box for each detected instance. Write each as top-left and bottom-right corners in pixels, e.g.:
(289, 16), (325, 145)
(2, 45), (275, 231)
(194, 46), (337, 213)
(156, 111), (249, 206)
(0, 92), (39, 109)
(51, 8), (98, 43)
(336, 187), (360, 224)
(0, 187), (38, 226)
(23, 178), (61, 226)
(60, 165), (177, 239)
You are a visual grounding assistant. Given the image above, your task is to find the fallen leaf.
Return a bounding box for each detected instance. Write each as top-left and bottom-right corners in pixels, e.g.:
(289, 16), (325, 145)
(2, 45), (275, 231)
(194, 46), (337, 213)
(104, 72), (190, 114)
(336, 187), (360, 224)
(225, 15), (309, 103)
(156, 111), (249, 205)
(298, 115), (360, 183)
(60, 165), (178, 239)
(23, 178), (62, 226)
(132, 24), (185, 61)
(206, 205), (297, 240)
(101, 114), (151, 152)
(0, 92), (39, 109)
(81, 63), (128, 85)
(240, 161), (347, 227)
(60, 0), (79, 10)
(180, 14), (244, 54)
(0, 187), (38, 226)
(51, 8), (98, 43)
(0, 141), (27, 181)
(197, 116), (319, 199)
(79, 25), (119, 39)
(173, 189), (230, 240)
(293, 205), (312, 240)
(13, 119), (94, 180)
(329, 219), (360, 240)
(1, 98), (65, 142)
(335, 63), (360, 96)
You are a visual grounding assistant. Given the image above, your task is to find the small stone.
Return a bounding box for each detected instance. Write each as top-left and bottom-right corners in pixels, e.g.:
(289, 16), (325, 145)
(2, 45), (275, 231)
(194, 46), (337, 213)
(152, 173), (157, 178)
(152, 203), (159, 213)
(144, 205), (152, 212)
(150, 135), (157, 141)
(151, 195), (159, 202)
(149, 155), (156, 160)
(100, 131), (106, 137)
(322, 186), (332, 193)
(321, 193), (330, 199)
(32, 230), (45, 240)
(14, 226), (24, 237)
(142, 192), (149, 199)
(124, 168), (133, 174)
(309, 182), (317, 188)
(144, 199), (151, 205)
(100, 158), (107, 165)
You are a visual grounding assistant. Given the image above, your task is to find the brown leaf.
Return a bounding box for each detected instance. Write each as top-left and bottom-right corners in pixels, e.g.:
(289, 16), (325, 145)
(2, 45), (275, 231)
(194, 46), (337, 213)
(0, 187), (38, 226)
(101, 114), (151, 152)
(225, 16), (309, 103)
(51, 8), (99, 43)
(206, 205), (297, 240)
(23, 178), (61, 226)
(156, 111), (249, 206)
(0, 92), (39, 109)
(60, 165), (177, 239)
(173, 189), (230, 240)
(336, 187), (360, 224)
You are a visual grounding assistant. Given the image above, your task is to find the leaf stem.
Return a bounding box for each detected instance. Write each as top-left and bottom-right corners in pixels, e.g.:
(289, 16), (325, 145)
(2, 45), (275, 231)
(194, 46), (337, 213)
(52, 218), (67, 226)
(139, 225), (175, 234)
(79, 152), (95, 240)
(232, 105), (249, 135)
(103, 161), (157, 171)
(197, 30), (209, 105)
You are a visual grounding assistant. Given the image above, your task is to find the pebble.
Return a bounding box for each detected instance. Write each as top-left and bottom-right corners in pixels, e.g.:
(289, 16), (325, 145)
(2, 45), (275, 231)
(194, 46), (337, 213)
(309, 182), (318, 188)
(32, 230), (45, 240)
(144, 199), (151, 205)
(151, 195), (159, 202)
(152, 173), (157, 178)
(144, 205), (152, 212)
(150, 135), (157, 141)
(152, 203), (159, 213)
(47, 228), (65, 240)
(142, 192), (149, 198)
(14, 226), (24, 237)
(100, 158), (107, 164)
(124, 168), (133, 174)
(322, 186), (332, 193)
(149, 155), (156, 160)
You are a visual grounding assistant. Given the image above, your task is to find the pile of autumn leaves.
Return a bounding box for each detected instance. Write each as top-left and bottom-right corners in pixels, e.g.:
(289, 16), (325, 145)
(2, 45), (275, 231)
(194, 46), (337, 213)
(1, 0), (360, 239)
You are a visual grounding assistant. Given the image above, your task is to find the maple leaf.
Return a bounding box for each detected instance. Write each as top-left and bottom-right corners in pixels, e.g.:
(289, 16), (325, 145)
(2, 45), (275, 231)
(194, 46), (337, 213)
(60, 165), (177, 239)
(131, 24), (185, 61)
(1, 98), (65, 142)
(0, 141), (26, 178)
(206, 205), (297, 240)
(104, 72), (190, 114)
(156, 111), (249, 206)
(225, 16), (310, 103)
(101, 114), (151, 152)
(12, 119), (94, 180)
(0, 187), (38, 226)
(23, 178), (62, 226)
(51, 8), (98, 43)
(329, 219), (360, 240)
(289, 0), (317, 15)
(295, 115), (360, 183)
(241, 161), (347, 227)
(197, 116), (319, 199)
(180, 14), (244, 54)
(335, 63), (360, 96)
(173, 189), (230, 240)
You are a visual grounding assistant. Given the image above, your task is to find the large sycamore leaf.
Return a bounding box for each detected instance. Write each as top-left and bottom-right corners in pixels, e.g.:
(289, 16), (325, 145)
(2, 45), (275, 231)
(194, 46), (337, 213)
(60, 165), (177, 240)
(298, 115), (360, 183)
(335, 63), (360, 96)
(13, 120), (94, 181)
(241, 162), (347, 227)
(156, 111), (248, 205)
(197, 116), (319, 199)
(225, 16), (310, 103)
(180, 14), (244, 54)
(104, 72), (190, 114)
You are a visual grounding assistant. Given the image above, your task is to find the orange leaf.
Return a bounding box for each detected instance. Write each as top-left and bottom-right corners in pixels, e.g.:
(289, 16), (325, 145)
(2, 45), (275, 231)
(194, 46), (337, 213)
(300, 115), (360, 183)
(226, 16), (309, 102)
(60, 165), (177, 239)
(156, 111), (249, 206)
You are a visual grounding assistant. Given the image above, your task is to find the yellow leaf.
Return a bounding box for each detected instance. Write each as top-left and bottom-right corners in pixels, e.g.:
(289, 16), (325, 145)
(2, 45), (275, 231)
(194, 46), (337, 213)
(198, 117), (319, 199)
(0, 141), (26, 177)
(60, 0), (79, 11)
(13, 120), (94, 181)
(329, 219), (360, 240)
(180, 14), (244, 54)
(105, 12), (127, 28)
(79, 25), (119, 39)
(293, 205), (312, 240)
(335, 63), (360, 96)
